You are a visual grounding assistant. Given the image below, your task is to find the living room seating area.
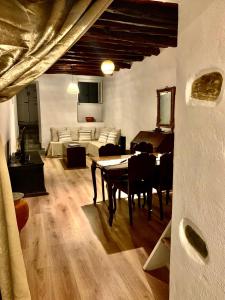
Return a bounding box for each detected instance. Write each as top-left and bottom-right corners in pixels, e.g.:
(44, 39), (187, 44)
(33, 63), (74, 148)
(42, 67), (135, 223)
(47, 126), (121, 157)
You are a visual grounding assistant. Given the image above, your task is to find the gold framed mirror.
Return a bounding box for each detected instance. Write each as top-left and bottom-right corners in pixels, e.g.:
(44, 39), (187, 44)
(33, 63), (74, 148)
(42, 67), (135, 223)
(156, 86), (176, 131)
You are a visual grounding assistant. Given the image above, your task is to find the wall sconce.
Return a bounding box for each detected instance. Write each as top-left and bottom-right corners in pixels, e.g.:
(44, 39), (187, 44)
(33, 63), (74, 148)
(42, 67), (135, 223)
(67, 76), (79, 94)
(101, 60), (115, 75)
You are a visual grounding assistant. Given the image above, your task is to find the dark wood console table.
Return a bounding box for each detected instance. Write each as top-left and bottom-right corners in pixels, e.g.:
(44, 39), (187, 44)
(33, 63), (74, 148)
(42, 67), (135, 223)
(8, 151), (48, 197)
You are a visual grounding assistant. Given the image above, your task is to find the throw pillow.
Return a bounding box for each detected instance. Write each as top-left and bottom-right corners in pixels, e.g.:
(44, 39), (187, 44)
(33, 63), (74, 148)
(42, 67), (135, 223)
(50, 127), (58, 142)
(98, 132), (108, 143)
(95, 127), (101, 140)
(70, 127), (79, 141)
(79, 129), (92, 141)
(58, 128), (72, 142)
(114, 129), (121, 144)
(107, 131), (118, 145)
(80, 127), (96, 140)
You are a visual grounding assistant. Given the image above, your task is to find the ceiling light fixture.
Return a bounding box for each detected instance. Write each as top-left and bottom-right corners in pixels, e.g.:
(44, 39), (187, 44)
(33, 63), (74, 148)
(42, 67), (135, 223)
(101, 60), (115, 75)
(67, 75), (79, 94)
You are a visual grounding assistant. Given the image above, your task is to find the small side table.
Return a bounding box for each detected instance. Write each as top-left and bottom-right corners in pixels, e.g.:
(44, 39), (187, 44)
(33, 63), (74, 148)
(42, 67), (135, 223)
(13, 192), (29, 231)
(63, 144), (86, 168)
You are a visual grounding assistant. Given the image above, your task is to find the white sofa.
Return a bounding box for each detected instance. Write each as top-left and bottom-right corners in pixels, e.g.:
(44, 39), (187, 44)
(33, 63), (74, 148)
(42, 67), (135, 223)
(47, 126), (121, 157)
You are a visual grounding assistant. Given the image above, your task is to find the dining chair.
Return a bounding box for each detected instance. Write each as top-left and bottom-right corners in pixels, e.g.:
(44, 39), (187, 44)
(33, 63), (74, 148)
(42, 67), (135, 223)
(112, 153), (156, 225)
(133, 141), (153, 153)
(153, 152), (173, 219)
(99, 143), (121, 202)
(133, 141), (153, 206)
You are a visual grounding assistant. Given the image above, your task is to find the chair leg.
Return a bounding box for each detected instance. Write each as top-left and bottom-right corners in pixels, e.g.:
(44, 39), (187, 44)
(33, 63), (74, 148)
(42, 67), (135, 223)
(157, 189), (164, 220)
(128, 194), (133, 225)
(137, 193), (141, 208)
(147, 191), (152, 220)
(142, 193), (146, 208)
(112, 186), (117, 213)
(101, 170), (105, 202)
(118, 190), (121, 199)
(166, 189), (170, 205)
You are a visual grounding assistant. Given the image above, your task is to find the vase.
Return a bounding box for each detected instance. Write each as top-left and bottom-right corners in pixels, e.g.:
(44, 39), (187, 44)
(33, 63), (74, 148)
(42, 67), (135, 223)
(13, 192), (29, 231)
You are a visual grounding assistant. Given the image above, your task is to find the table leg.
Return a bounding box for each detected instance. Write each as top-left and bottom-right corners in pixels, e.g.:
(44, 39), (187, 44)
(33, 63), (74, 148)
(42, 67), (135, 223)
(91, 161), (97, 205)
(106, 178), (114, 226)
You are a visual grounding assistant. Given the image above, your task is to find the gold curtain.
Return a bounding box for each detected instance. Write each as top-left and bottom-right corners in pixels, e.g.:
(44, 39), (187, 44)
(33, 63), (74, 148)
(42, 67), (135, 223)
(0, 0), (112, 299)
(0, 0), (113, 102)
(0, 137), (31, 300)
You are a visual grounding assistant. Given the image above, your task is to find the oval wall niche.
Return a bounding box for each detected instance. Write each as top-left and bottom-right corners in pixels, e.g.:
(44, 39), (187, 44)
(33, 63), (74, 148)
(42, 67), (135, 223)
(179, 218), (209, 265)
(186, 69), (223, 107)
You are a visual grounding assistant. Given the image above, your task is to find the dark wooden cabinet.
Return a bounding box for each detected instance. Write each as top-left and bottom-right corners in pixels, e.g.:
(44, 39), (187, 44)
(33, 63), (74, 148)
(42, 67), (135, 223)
(8, 151), (48, 197)
(130, 130), (174, 153)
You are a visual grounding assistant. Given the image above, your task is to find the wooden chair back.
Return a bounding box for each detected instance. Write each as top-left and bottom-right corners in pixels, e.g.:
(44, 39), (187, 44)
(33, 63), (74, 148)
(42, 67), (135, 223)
(133, 142), (153, 153)
(158, 152), (173, 190)
(99, 143), (121, 156)
(128, 153), (156, 194)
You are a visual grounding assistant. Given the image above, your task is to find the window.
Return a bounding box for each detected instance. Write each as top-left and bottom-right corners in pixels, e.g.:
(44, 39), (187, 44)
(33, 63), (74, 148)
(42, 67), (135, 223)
(77, 77), (103, 122)
(78, 81), (102, 103)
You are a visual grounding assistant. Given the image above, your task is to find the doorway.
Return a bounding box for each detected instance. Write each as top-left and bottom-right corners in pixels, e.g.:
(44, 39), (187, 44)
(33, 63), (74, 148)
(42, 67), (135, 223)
(16, 83), (41, 152)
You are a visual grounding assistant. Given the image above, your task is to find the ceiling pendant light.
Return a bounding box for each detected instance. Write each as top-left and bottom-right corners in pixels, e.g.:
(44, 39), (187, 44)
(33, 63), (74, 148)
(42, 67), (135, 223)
(101, 60), (115, 75)
(67, 75), (79, 94)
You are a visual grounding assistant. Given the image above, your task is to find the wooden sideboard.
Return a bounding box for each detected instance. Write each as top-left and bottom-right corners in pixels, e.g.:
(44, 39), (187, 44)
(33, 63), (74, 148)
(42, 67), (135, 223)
(8, 151), (48, 197)
(130, 130), (174, 153)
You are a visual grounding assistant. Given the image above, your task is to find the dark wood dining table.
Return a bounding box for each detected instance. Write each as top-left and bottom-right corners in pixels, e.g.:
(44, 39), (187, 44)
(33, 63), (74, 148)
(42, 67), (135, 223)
(91, 154), (160, 226)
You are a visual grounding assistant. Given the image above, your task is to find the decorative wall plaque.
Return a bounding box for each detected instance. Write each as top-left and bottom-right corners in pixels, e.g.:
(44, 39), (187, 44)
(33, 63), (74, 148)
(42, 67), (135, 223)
(191, 72), (223, 101)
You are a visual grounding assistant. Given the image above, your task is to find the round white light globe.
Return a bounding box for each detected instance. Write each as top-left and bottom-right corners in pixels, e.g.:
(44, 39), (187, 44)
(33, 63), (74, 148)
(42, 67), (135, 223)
(101, 60), (115, 75)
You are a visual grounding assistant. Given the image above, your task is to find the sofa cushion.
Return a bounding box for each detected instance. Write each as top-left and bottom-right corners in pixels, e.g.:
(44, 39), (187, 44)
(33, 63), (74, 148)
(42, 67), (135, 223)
(50, 127), (59, 142)
(47, 142), (63, 156)
(58, 128), (72, 142)
(80, 127), (96, 140)
(107, 129), (121, 144)
(79, 129), (92, 141)
(86, 141), (105, 157)
(107, 131), (118, 144)
(70, 127), (79, 141)
(98, 132), (108, 143)
(95, 128), (101, 140)
(100, 127), (113, 134)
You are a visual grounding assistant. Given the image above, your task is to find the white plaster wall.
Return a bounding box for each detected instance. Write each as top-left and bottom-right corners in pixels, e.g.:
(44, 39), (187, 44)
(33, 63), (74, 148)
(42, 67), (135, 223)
(37, 74), (104, 148)
(0, 98), (18, 157)
(77, 103), (103, 122)
(170, 0), (225, 299)
(103, 48), (176, 148)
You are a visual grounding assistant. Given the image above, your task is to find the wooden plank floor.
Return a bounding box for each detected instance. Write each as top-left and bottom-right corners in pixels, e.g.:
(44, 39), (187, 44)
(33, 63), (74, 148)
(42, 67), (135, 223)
(20, 156), (172, 300)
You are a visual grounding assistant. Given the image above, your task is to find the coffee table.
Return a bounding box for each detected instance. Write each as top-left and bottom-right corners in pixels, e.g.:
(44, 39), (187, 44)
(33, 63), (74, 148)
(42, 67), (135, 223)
(63, 144), (86, 168)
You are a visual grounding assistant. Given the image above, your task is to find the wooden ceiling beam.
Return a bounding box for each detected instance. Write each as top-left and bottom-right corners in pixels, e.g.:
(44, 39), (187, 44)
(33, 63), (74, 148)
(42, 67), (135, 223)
(46, 69), (103, 76)
(79, 35), (168, 49)
(59, 53), (144, 62)
(112, 0), (177, 7)
(93, 20), (177, 36)
(65, 50), (143, 57)
(108, 0), (178, 24)
(71, 42), (160, 56)
(85, 28), (177, 47)
(83, 30), (177, 48)
(68, 47), (160, 57)
(53, 61), (131, 69)
(52, 67), (120, 72)
(99, 11), (177, 30)
(55, 57), (133, 66)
